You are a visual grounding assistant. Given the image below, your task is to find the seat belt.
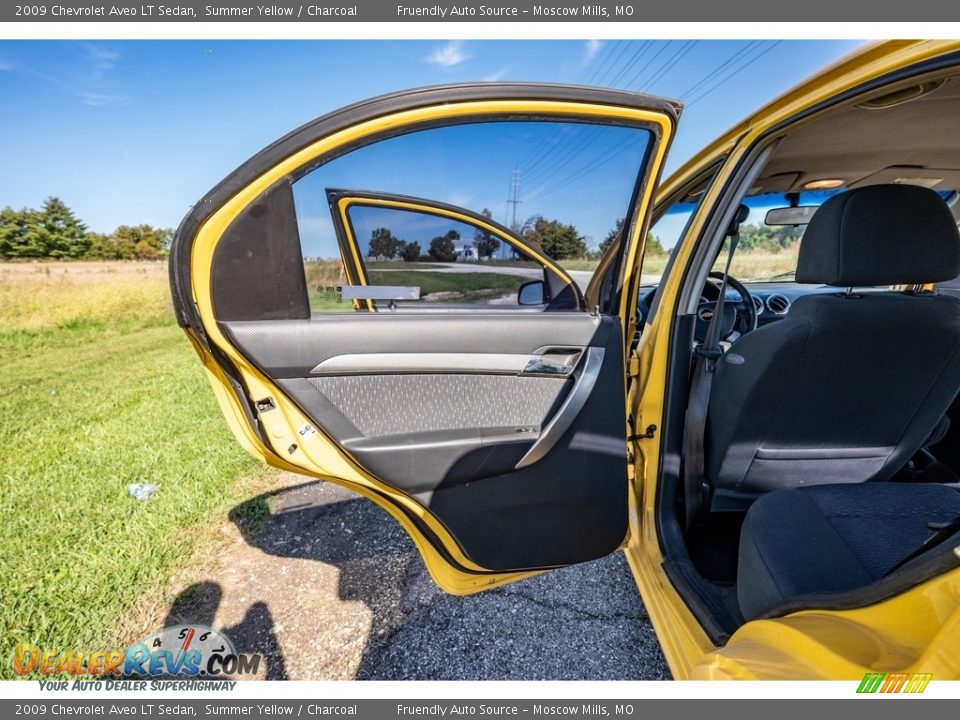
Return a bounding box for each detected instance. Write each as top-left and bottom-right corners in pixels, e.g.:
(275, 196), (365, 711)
(886, 515), (960, 574)
(682, 205), (748, 528)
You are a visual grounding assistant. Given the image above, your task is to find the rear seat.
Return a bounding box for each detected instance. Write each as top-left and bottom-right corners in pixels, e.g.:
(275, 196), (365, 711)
(737, 483), (960, 620)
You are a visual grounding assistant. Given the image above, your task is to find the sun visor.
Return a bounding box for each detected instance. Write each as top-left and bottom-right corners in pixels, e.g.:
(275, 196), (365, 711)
(850, 166), (960, 191)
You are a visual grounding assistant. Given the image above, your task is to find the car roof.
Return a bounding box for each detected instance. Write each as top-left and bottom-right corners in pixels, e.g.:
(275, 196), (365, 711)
(661, 40), (960, 195)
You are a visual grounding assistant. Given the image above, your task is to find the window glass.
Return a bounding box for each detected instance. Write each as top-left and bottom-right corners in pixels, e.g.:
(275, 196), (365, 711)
(347, 204), (538, 305)
(642, 199), (701, 284)
(711, 189), (846, 281)
(291, 119), (653, 311)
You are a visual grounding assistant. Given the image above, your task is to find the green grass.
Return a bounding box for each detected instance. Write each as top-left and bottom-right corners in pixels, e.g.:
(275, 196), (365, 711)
(365, 261), (438, 270)
(367, 269), (522, 303)
(0, 279), (264, 677)
(558, 259), (600, 272)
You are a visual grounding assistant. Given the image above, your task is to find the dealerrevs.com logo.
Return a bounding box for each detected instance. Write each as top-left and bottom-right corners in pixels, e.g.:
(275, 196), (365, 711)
(857, 672), (932, 694)
(13, 625), (261, 677)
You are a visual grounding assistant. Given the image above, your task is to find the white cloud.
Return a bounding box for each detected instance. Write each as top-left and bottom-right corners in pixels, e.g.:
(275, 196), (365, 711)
(426, 41), (470, 68)
(583, 40), (603, 64)
(77, 91), (128, 107)
(84, 44), (120, 75)
(0, 61), (13, 72)
(482, 68), (509, 82)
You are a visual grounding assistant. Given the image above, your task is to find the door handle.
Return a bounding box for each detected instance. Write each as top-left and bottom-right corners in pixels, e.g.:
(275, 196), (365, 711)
(521, 350), (582, 377)
(515, 346), (605, 469)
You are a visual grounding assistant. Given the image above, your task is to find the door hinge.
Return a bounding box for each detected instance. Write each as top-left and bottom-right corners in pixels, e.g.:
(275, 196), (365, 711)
(627, 355), (641, 378)
(628, 424), (657, 441)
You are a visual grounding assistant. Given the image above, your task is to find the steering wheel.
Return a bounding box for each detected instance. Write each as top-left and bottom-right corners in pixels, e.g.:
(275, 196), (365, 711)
(636, 271), (758, 346)
(694, 271), (758, 344)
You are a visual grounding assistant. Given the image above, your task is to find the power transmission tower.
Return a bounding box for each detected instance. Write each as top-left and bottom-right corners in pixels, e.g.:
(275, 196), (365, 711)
(506, 168), (522, 259)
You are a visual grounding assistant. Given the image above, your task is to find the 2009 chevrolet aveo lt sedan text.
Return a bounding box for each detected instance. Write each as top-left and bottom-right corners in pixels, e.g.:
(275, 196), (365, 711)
(169, 40), (960, 680)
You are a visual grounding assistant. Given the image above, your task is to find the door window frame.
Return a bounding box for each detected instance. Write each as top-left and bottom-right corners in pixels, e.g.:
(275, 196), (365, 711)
(327, 189), (584, 311)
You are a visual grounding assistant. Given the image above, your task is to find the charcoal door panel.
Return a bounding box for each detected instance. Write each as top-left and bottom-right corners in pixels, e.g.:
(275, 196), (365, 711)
(223, 312), (628, 571)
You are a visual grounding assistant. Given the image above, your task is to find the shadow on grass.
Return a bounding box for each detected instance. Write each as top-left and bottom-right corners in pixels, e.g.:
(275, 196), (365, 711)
(162, 581), (288, 680)
(158, 480), (412, 679)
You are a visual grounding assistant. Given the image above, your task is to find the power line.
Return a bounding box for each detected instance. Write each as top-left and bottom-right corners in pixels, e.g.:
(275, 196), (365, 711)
(524, 134), (648, 204)
(621, 40), (669, 89)
(593, 40), (631, 86)
(644, 40), (698, 91)
(583, 40), (622, 85)
(605, 41), (652, 87)
(521, 40), (657, 182)
(526, 40), (699, 200)
(512, 40), (620, 173)
(685, 41), (783, 107)
(678, 41), (759, 100)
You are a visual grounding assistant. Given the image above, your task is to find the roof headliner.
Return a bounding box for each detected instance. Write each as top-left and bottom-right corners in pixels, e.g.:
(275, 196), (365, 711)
(755, 75), (960, 196)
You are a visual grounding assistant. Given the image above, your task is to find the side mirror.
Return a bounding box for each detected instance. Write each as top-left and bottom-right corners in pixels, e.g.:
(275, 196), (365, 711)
(517, 279), (545, 306)
(765, 206), (819, 226)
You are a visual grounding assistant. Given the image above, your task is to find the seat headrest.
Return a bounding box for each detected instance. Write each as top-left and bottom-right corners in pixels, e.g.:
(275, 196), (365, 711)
(795, 185), (960, 286)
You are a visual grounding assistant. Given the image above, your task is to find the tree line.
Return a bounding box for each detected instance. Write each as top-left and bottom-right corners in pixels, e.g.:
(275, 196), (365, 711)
(737, 222), (803, 252)
(0, 197), (172, 260)
(367, 208), (599, 262)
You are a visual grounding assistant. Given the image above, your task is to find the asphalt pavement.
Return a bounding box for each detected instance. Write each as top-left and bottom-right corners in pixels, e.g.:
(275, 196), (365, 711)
(159, 475), (670, 680)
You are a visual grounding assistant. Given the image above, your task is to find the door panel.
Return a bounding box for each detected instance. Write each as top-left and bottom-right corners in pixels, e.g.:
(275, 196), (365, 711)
(219, 313), (601, 377)
(224, 311), (627, 570)
(170, 84), (679, 592)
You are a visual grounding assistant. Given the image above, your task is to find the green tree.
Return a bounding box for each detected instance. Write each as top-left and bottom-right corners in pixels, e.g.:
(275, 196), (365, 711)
(0, 207), (44, 258)
(474, 208), (501, 260)
(522, 216), (586, 260)
(737, 223), (803, 252)
(429, 229), (459, 262)
(368, 227), (403, 259)
(599, 217), (624, 255)
(86, 231), (124, 260)
(599, 218), (666, 258)
(645, 232), (667, 257)
(119, 224), (171, 259)
(401, 241), (421, 262)
(87, 224), (171, 260)
(37, 197), (90, 258)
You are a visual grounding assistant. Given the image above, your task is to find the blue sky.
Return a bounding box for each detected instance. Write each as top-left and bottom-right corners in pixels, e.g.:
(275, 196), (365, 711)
(0, 40), (860, 239)
(294, 119), (651, 255)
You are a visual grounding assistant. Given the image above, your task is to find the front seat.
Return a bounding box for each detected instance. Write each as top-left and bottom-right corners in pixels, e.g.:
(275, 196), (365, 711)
(707, 184), (960, 503)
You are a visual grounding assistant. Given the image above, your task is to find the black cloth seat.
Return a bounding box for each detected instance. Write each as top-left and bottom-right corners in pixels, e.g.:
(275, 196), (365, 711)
(737, 483), (960, 620)
(707, 185), (960, 500)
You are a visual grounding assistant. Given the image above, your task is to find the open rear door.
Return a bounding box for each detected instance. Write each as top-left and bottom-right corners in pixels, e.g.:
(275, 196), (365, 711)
(169, 84), (680, 593)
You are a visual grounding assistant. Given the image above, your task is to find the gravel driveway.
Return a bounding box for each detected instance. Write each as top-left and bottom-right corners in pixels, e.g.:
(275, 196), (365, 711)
(159, 473), (670, 680)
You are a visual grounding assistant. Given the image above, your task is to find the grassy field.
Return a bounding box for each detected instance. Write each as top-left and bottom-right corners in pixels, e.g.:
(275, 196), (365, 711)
(361, 249), (800, 283)
(367, 269), (522, 303)
(0, 250), (799, 676)
(305, 259), (525, 306)
(0, 262), (268, 677)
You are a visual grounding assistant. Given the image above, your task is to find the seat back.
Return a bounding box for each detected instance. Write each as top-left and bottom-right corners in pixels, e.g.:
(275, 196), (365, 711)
(708, 185), (960, 498)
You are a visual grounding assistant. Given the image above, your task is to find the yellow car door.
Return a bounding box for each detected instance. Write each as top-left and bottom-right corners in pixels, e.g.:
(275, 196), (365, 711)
(169, 84), (679, 594)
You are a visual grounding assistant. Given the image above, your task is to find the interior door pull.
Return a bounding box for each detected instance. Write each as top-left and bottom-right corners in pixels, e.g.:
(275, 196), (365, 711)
(515, 346), (605, 469)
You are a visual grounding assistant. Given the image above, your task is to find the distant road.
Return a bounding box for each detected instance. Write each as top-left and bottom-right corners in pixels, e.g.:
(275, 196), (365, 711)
(375, 262), (594, 291)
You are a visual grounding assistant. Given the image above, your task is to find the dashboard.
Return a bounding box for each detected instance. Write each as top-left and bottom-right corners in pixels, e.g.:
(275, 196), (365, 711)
(637, 280), (887, 334)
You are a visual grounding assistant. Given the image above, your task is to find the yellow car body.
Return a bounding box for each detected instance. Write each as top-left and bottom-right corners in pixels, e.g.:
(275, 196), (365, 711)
(171, 40), (960, 680)
(627, 39), (960, 680)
